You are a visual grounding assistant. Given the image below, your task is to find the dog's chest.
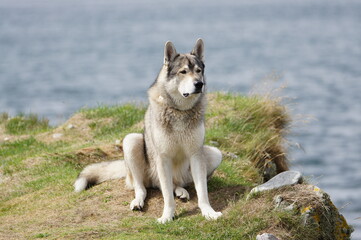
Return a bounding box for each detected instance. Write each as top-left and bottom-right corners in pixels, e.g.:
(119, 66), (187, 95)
(159, 106), (203, 132)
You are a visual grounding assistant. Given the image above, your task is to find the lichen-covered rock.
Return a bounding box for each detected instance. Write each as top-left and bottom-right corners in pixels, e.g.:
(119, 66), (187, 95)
(299, 185), (353, 240)
(275, 184), (353, 240)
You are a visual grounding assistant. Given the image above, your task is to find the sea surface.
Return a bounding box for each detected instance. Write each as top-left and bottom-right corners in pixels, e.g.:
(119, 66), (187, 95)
(0, 0), (360, 238)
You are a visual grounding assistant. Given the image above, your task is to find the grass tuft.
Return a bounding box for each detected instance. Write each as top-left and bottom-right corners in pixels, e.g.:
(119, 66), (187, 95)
(4, 113), (51, 135)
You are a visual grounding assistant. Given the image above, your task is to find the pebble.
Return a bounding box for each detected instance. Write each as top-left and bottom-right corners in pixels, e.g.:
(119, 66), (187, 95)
(115, 139), (121, 145)
(256, 233), (279, 240)
(52, 133), (63, 139)
(226, 152), (238, 159)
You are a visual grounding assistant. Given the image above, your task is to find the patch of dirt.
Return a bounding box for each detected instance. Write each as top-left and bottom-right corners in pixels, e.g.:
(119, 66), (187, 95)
(36, 113), (94, 144)
(55, 145), (123, 168)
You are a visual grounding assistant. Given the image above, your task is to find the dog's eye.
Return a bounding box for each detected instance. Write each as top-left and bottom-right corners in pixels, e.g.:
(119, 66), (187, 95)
(179, 70), (187, 74)
(196, 69), (202, 73)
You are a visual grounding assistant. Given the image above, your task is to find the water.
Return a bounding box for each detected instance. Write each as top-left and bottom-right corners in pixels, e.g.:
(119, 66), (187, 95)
(1, 0), (360, 237)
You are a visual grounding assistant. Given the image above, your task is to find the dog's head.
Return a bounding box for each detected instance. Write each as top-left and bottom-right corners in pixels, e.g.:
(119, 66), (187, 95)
(163, 39), (205, 98)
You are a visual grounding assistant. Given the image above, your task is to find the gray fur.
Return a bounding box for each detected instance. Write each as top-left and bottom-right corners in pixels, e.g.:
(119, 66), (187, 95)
(74, 39), (222, 223)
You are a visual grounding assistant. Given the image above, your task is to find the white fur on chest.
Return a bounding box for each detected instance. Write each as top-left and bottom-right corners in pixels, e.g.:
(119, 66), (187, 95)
(153, 122), (205, 158)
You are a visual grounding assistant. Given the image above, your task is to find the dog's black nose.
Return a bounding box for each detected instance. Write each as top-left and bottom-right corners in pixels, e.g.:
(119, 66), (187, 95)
(194, 81), (204, 89)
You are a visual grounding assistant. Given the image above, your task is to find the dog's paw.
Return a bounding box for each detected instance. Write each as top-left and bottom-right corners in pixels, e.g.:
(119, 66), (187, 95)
(130, 198), (144, 211)
(202, 209), (222, 220)
(174, 187), (190, 201)
(157, 216), (174, 224)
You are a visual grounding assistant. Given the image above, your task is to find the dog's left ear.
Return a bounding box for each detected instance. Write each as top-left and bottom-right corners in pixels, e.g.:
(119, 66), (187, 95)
(191, 38), (204, 62)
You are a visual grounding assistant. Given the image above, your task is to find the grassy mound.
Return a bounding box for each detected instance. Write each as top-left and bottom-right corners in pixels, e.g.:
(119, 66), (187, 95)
(0, 92), (323, 240)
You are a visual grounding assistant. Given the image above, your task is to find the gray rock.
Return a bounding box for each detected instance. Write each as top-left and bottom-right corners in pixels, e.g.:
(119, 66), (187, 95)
(248, 171), (302, 198)
(256, 233), (279, 240)
(273, 195), (296, 211)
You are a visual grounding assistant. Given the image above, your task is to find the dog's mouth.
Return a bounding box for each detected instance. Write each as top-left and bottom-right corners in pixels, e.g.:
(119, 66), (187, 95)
(182, 90), (202, 98)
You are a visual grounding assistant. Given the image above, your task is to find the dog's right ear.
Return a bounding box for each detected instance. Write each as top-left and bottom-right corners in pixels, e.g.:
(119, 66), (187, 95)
(164, 41), (177, 65)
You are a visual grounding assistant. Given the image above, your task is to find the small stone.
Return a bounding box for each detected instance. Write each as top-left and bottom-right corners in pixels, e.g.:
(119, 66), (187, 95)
(226, 152), (238, 159)
(273, 195), (295, 211)
(256, 233), (280, 240)
(209, 141), (220, 147)
(115, 139), (121, 145)
(67, 124), (75, 129)
(4, 137), (10, 142)
(274, 195), (284, 206)
(52, 133), (63, 139)
(248, 171), (303, 198)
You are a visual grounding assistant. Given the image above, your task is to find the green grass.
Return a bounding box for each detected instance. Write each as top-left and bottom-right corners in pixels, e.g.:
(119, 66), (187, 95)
(0, 92), (322, 240)
(0, 137), (70, 175)
(4, 113), (51, 135)
(81, 104), (146, 139)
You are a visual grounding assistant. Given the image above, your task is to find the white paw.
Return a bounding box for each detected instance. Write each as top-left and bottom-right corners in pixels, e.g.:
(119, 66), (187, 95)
(130, 198), (144, 211)
(157, 216), (174, 224)
(175, 187), (190, 201)
(202, 210), (222, 220)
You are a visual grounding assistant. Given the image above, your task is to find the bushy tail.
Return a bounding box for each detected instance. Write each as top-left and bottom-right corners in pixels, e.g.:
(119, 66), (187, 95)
(74, 160), (127, 192)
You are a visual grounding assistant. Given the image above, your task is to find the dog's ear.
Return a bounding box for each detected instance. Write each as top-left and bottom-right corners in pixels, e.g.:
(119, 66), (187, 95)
(191, 38), (204, 62)
(164, 41), (177, 65)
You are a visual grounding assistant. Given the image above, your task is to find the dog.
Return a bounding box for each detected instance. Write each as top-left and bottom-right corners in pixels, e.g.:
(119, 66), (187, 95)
(74, 39), (223, 223)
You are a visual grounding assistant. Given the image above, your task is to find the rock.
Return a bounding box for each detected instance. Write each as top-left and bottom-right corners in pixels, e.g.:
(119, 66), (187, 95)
(248, 171), (302, 198)
(299, 185), (354, 239)
(267, 184), (353, 239)
(115, 139), (121, 145)
(273, 195), (296, 211)
(4, 137), (10, 142)
(256, 233), (280, 240)
(67, 124), (75, 129)
(52, 133), (63, 139)
(226, 152), (238, 159)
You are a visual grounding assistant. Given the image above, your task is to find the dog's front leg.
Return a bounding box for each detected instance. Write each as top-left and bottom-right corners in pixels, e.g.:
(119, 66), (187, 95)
(156, 156), (176, 224)
(190, 152), (222, 220)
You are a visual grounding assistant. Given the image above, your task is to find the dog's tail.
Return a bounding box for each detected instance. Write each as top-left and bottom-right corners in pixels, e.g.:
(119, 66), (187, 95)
(74, 160), (127, 192)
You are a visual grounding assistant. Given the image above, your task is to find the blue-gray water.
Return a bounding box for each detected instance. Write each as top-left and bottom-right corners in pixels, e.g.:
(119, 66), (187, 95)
(1, 0), (360, 238)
